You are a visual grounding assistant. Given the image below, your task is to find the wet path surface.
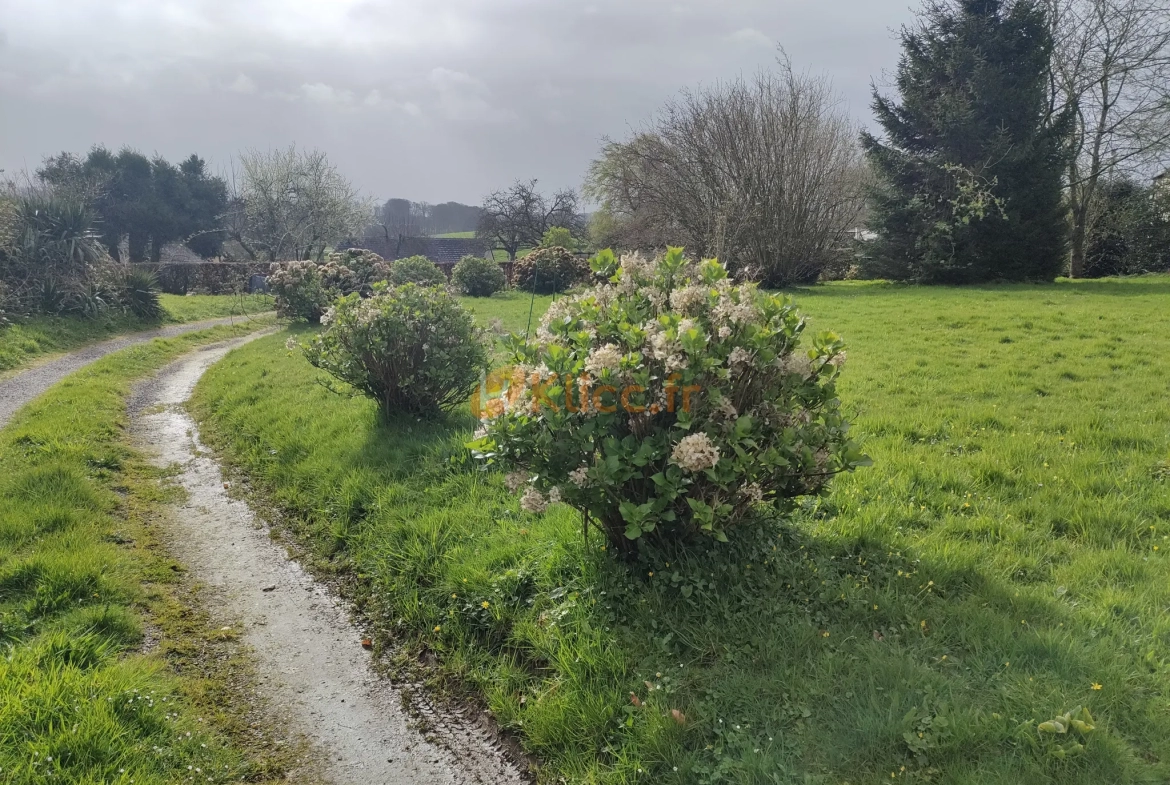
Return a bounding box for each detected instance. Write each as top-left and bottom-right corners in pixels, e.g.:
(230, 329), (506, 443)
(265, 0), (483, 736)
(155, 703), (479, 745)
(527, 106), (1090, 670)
(130, 336), (525, 785)
(0, 314), (271, 428)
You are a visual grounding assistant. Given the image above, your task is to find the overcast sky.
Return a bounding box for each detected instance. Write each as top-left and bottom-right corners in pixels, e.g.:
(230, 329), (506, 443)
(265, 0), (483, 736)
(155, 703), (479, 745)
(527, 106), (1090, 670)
(0, 1), (916, 205)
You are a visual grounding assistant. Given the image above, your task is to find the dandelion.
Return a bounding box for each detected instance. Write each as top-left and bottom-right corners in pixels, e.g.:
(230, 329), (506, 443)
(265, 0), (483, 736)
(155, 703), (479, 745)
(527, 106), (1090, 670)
(481, 601), (490, 609)
(433, 625), (442, 632)
(1091, 682), (1103, 690)
(671, 432), (721, 473)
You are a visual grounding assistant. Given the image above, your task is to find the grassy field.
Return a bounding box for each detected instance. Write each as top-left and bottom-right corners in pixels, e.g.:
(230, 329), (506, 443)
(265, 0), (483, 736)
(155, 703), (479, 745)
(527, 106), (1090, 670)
(190, 276), (1170, 784)
(0, 293), (273, 373)
(0, 322), (289, 784)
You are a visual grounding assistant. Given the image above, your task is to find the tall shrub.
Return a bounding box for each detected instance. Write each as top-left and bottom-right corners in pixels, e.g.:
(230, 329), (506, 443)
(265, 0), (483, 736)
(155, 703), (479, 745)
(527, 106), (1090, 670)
(298, 283), (489, 418)
(513, 246), (586, 294)
(389, 255), (446, 286)
(452, 255), (506, 297)
(470, 248), (870, 554)
(861, 0), (1071, 282)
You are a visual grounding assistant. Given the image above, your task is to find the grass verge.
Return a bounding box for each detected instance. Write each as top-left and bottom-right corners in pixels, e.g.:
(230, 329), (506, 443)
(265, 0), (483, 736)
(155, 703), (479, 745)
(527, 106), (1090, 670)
(0, 321), (294, 784)
(191, 276), (1170, 784)
(0, 293), (273, 373)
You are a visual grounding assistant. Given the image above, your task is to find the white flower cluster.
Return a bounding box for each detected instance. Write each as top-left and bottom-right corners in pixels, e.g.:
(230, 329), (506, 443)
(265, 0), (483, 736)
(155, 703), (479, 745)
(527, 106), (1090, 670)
(568, 465), (590, 487)
(520, 485), (562, 513)
(727, 346), (754, 376)
(671, 432), (721, 473)
(669, 284), (708, 314)
(520, 486), (548, 513)
(584, 343), (624, 376)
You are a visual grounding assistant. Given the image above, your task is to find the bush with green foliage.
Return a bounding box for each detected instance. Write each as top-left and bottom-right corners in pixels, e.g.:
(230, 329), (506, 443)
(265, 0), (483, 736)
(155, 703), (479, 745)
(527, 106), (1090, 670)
(470, 248), (870, 554)
(452, 255), (507, 297)
(1085, 178), (1170, 277)
(512, 246), (587, 294)
(267, 259), (356, 322)
(539, 226), (576, 251)
(327, 248), (390, 285)
(298, 283), (489, 418)
(0, 193), (111, 316)
(389, 255), (447, 286)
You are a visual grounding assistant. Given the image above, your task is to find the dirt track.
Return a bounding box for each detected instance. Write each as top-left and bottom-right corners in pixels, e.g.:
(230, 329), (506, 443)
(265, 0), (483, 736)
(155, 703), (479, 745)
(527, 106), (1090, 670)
(0, 314), (270, 428)
(130, 335), (526, 785)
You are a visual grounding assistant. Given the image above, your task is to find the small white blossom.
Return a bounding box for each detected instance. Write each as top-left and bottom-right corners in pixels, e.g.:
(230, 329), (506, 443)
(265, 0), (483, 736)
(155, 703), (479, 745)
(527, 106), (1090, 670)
(504, 472), (528, 492)
(284, 337), (299, 351)
(547, 486), (563, 505)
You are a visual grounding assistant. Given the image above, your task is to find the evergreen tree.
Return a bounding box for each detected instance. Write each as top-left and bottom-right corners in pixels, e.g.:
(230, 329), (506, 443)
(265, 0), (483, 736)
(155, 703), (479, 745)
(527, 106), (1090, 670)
(862, 0), (1071, 283)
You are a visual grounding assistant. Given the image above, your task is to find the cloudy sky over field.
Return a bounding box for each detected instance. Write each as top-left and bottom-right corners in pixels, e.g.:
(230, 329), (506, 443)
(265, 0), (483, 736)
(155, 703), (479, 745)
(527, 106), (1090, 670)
(0, 0), (915, 203)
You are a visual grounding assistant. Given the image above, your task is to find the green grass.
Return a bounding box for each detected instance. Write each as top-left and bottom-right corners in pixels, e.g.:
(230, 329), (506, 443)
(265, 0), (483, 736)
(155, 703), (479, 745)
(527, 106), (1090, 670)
(190, 276), (1170, 784)
(157, 292), (273, 323)
(0, 321), (287, 784)
(0, 294), (273, 373)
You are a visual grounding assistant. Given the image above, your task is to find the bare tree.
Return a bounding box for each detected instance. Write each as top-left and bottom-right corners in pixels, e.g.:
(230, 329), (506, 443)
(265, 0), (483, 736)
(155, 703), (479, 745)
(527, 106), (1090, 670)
(1046, 0), (1170, 276)
(585, 56), (867, 285)
(476, 179), (581, 260)
(225, 145), (370, 262)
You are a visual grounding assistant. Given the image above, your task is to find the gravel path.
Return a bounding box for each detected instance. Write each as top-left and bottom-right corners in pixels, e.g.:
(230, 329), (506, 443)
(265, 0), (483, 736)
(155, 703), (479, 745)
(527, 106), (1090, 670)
(0, 314), (271, 429)
(130, 337), (526, 785)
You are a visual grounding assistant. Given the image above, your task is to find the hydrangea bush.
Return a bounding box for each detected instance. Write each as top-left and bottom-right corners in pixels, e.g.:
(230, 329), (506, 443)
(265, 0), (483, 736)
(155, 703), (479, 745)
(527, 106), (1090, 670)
(513, 246), (586, 294)
(470, 247), (869, 553)
(389, 255), (447, 287)
(268, 259), (357, 322)
(298, 283), (489, 418)
(452, 255), (507, 297)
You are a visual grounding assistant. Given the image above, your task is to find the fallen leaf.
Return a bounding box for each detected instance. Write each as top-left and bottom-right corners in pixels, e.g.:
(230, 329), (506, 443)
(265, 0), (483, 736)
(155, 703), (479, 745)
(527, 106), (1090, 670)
(872, 630), (884, 641)
(629, 693), (642, 707)
(361, 638), (373, 649)
(670, 709), (686, 725)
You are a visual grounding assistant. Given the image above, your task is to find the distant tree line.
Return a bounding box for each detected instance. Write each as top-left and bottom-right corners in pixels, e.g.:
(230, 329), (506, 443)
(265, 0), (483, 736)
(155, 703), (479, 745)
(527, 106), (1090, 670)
(37, 147), (228, 262)
(586, 0), (1169, 284)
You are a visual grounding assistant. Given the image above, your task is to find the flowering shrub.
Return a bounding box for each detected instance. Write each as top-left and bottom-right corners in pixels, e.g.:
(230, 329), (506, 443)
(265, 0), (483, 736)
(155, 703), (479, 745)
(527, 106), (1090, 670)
(326, 248), (390, 285)
(452, 255), (507, 297)
(470, 247), (869, 553)
(513, 246), (587, 294)
(389, 255), (447, 287)
(298, 283), (489, 418)
(268, 259), (357, 322)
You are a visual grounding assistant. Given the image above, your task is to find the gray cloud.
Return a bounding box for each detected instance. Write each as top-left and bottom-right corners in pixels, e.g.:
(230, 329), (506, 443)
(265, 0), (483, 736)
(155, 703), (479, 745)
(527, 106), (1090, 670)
(0, 0), (913, 203)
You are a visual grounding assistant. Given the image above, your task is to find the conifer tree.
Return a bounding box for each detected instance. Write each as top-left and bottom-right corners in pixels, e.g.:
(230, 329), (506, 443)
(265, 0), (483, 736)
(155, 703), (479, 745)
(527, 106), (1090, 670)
(862, 0), (1071, 282)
